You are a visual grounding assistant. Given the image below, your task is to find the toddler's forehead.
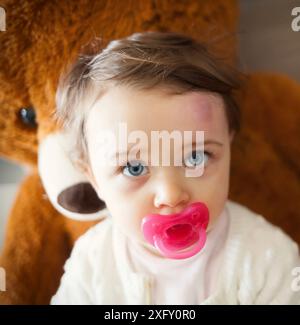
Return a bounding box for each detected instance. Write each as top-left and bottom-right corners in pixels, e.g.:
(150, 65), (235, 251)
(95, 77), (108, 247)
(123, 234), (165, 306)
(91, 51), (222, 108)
(86, 88), (229, 169)
(135, 90), (226, 135)
(168, 91), (223, 128)
(86, 87), (227, 138)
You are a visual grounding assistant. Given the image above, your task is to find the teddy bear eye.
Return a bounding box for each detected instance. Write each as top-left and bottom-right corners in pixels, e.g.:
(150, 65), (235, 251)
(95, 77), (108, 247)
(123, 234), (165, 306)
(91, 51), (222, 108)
(18, 107), (38, 128)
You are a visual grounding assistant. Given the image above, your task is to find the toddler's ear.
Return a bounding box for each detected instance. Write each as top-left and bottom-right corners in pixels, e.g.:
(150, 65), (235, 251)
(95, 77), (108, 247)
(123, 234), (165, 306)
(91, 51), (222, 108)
(229, 131), (235, 143)
(83, 163), (105, 201)
(83, 163), (97, 189)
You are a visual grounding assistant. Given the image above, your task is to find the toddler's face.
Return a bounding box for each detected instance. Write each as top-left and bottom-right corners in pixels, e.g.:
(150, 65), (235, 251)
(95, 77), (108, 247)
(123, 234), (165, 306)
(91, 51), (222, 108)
(85, 85), (233, 253)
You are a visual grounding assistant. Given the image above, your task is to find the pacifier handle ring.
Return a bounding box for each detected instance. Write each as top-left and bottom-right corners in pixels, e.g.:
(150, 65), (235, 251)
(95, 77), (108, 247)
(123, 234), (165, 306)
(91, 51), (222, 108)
(153, 227), (207, 260)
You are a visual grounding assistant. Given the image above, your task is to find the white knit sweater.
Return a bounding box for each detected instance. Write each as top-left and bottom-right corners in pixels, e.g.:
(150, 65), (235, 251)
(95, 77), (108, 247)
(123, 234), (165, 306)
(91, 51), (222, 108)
(51, 200), (300, 305)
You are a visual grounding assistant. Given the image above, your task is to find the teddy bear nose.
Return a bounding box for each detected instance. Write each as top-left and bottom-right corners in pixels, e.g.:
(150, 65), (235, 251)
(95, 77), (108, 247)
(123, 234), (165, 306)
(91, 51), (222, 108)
(18, 107), (38, 128)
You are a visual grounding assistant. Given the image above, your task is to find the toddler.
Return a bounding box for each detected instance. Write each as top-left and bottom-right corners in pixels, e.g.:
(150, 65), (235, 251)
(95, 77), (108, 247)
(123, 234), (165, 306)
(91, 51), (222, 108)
(50, 31), (300, 305)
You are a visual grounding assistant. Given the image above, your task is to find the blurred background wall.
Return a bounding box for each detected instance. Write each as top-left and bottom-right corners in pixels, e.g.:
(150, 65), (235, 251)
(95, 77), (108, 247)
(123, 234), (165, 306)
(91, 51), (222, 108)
(239, 0), (300, 82)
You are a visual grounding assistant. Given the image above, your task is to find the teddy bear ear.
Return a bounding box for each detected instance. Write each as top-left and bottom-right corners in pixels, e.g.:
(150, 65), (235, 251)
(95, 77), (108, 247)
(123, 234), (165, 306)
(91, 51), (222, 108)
(38, 131), (108, 221)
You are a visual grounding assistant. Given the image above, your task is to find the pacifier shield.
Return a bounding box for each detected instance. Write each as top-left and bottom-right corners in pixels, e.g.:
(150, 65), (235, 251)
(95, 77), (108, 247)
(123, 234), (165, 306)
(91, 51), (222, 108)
(141, 202), (209, 259)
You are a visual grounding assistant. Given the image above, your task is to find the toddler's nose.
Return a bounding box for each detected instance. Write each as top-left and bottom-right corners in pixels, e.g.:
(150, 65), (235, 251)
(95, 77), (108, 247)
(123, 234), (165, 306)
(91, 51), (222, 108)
(153, 171), (189, 212)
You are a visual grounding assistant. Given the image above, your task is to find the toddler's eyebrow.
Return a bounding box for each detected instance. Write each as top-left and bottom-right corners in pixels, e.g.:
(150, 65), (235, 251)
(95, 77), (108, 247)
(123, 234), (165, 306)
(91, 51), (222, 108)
(199, 140), (223, 147)
(109, 139), (223, 159)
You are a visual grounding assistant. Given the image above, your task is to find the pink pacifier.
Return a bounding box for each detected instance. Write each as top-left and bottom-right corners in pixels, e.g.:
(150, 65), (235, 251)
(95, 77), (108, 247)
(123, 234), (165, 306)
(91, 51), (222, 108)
(141, 202), (209, 260)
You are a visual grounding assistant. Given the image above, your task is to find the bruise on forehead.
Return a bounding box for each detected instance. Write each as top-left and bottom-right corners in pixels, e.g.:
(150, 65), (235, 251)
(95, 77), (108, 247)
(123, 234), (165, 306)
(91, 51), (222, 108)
(185, 92), (220, 123)
(179, 91), (229, 139)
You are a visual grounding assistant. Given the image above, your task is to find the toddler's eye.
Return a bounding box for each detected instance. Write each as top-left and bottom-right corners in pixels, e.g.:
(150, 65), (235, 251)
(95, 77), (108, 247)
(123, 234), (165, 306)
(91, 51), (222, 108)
(122, 161), (149, 177)
(184, 150), (211, 168)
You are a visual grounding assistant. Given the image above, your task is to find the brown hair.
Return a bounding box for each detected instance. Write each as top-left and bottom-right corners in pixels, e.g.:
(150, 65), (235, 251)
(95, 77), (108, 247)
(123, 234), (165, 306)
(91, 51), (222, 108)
(55, 31), (243, 170)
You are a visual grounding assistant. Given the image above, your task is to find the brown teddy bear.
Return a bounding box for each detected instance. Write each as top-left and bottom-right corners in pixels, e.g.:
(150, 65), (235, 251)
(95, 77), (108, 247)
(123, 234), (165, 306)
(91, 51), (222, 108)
(0, 0), (299, 305)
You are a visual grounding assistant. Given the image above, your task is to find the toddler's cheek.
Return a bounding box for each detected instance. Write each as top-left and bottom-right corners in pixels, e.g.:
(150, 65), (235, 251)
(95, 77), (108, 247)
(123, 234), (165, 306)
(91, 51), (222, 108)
(207, 215), (220, 232)
(114, 214), (144, 241)
(206, 201), (227, 231)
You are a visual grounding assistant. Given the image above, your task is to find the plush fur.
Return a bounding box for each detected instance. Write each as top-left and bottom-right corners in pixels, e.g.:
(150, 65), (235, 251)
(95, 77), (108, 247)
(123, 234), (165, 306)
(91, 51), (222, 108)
(0, 0), (299, 305)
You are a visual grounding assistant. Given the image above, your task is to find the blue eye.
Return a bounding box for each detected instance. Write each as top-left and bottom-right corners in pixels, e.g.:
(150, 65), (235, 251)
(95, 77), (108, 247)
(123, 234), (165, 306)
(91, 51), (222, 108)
(123, 161), (148, 177)
(184, 150), (210, 168)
